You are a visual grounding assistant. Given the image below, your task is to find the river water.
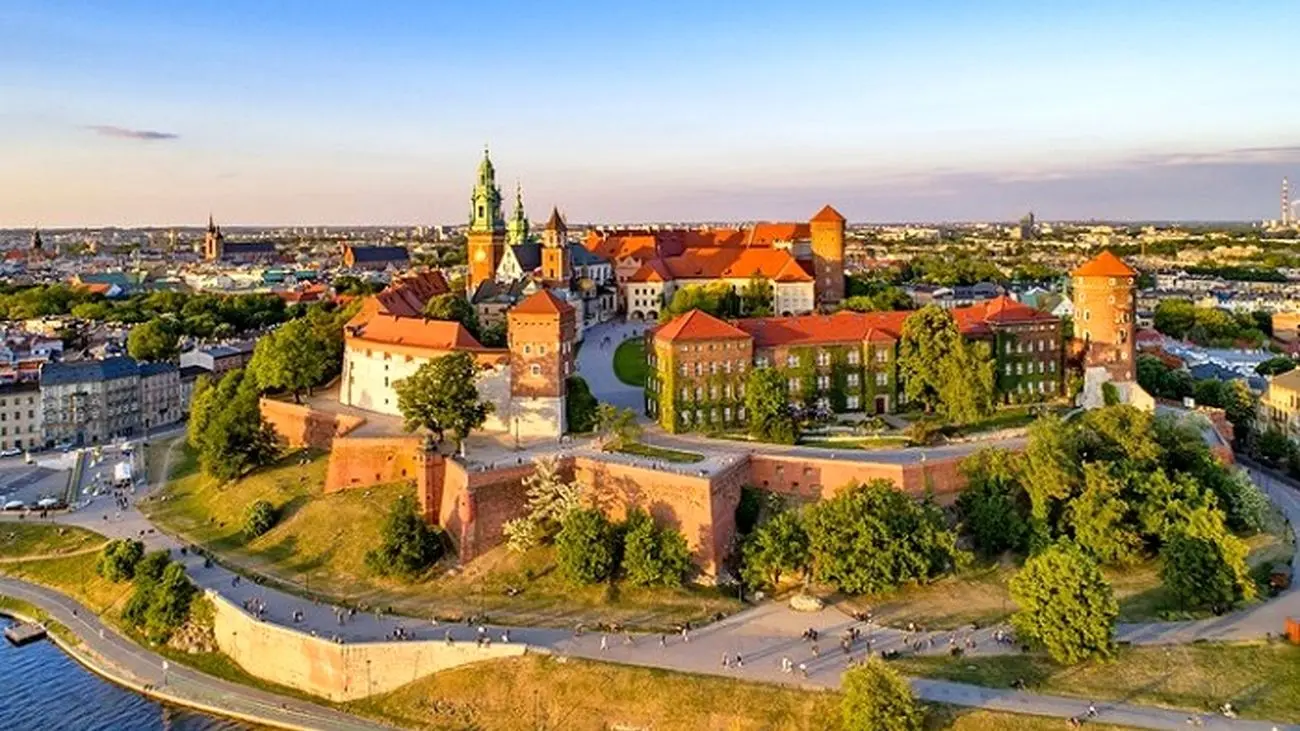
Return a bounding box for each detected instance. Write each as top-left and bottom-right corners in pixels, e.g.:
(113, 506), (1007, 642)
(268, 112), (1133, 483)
(1, 617), (250, 731)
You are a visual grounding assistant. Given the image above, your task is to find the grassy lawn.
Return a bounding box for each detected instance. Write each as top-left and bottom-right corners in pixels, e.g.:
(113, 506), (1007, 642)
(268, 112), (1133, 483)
(349, 654), (1136, 731)
(0, 522), (106, 559)
(799, 435), (912, 451)
(943, 406), (1044, 437)
(894, 642), (1300, 723)
(613, 337), (648, 386)
(143, 445), (738, 630)
(0, 548), (133, 615)
(612, 440), (706, 464)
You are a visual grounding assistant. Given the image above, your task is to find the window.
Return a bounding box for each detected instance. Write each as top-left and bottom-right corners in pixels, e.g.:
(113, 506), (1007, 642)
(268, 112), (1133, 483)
(679, 363), (688, 376)
(817, 351), (830, 367)
(875, 349), (888, 363)
(710, 362), (718, 375)
(788, 378), (800, 392)
(1005, 363), (1013, 375)
(1016, 362), (1023, 375)
(696, 386), (703, 400)
(681, 387), (690, 401)
(847, 350), (860, 365)
(1049, 360), (1056, 373)
(787, 354), (799, 367)
(738, 360), (746, 373)
(723, 384), (731, 398)
(817, 375), (830, 389)
(710, 386), (719, 400)
(755, 356), (769, 368)
(539, 345), (547, 355)
(694, 363), (702, 376)
(847, 373), (859, 387)
(524, 344), (532, 354)
(847, 395), (859, 409)
(1005, 341), (1012, 355)
(530, 364), (541, 376)
(875, 373), (887, 386)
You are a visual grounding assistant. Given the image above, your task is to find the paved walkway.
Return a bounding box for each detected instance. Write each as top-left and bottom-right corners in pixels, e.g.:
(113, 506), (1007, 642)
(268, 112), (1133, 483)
(0, 577), (390, 731)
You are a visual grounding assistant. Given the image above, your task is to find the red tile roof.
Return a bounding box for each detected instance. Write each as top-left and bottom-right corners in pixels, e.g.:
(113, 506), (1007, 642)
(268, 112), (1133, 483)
(655, 310), (750, 342)
(1071, 250), (1136, 278)
(810, 204), (846, 223)
(736, 311), (910, 347)
(746, 223), (810, 246)
(373, 270), (452, 317)
(661, 248), (813, 283)
(347, 314), (483, 351)
(511, 289), (574, 316)
(628, 259), (670, 282)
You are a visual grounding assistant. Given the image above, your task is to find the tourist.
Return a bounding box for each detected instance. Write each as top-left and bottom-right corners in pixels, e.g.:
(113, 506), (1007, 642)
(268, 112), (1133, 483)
(734, 654), (743, 669)
(721, 652), (729, 668)
(798, 662), (808, 679)
(600, 634), (608, 651)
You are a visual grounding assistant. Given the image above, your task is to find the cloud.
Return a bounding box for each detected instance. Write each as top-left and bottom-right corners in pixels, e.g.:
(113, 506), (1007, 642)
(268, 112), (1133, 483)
(86, 125), (179, 141)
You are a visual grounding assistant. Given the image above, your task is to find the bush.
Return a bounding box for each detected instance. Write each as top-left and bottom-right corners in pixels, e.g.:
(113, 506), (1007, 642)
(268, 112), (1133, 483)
(1101, 381), (1120, 406)
(555, 508), (617, 584)
(621, 509), (692, 587)
(96, 539), (144, 582)
(365, 494), (443, 579)
(135, 549), (172, 584)
(122, 556), (196, 644)
(242, 500), (278, 539)
(904, 418), (942, 447)
(840, 658), (925, 731)
(565, 376), (599, 434)
(734, 486), (764, 536)
(1009, 541), (1116, 665)
(741, 510), (810, 590)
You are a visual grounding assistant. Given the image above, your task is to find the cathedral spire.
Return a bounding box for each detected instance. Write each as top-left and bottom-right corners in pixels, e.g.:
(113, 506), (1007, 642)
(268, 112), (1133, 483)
(469, 147), (504, 234)
(507, 179), (529, 245)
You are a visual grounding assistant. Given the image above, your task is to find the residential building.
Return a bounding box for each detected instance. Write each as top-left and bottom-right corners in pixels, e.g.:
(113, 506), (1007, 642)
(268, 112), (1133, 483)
(0, 382), (42, 451)
(1261, 368), (1300, 441)
(645, 296), (1062, 433)
(39, 356), (142, 446)
(179, 340), (257, 378)
(342, 244), (410, 271)
(139, 362), (182, 431)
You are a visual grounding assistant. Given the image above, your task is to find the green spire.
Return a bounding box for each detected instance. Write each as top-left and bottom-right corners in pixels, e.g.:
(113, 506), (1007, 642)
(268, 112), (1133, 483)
(469, 146), (505, 233)
(507, 180), (530, 245)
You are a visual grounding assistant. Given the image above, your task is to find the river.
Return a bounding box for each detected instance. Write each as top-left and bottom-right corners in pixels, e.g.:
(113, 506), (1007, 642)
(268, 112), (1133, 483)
(1, 617), (251, 731)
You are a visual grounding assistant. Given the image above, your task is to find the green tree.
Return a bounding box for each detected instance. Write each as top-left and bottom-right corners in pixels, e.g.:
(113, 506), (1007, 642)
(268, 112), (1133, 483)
(1160, 506), (1255, 613)
(840, 658), (925, 731)
(96, 539), (144, 582)
(596, 404), (642, 449)
(1254, 427), (1292, 465)
(740, 509), (810, 589)
(1020, 415), (1082, 532)
(1068, 465), (1143, 566)
(565, 376), (599, 433)
(243, 500), (278, 538)
(422, 292), (481, 339)
(936, 340), (995, 423)
(957, 449), (1029, 556)
(1009, 541), (1117, 665)
(122, 556), (196, 644)
(1221, 380), (1257, 442)
(659, 282), (737, 321)
(126, 318), (180, 362)
(248, 318), (330, 403)
(555, 508), (617, 584)
(394, 351), (492, 450)
(739, 274), (774, 316)
(621, 509), (692, 587)
(501, 456), (582, 552)
(192, 370), (281, 481)
(478, 320), (508, 348)
(899, 305), (962, 413)
(1256, 356), (1296, 376)
(364, 494), (443, 579)
(745, 367), (798, 444)
(805, 480), (963, 594)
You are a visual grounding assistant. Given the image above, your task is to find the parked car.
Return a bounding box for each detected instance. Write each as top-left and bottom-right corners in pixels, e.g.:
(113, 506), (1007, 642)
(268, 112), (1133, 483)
(0, 448), (22, 458)
(3, 499), (26, 511)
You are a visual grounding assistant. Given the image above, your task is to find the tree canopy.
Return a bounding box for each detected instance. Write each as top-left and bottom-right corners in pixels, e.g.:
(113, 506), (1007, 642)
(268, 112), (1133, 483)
(1009, 541), (1117, 664)
(898, 305), (993, 421)
(248, 318), (331, 402)
(365, 494), (443, 579)
(840, 659), (925, 731)
(745, 367), (798, 444)
(126, 319), (180, 362)
(394, 351), (492, 447)
(186, 369), (281, 481)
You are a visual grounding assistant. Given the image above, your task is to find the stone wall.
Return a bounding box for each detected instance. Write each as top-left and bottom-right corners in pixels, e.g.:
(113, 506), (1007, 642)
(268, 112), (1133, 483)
(208, 590), (523, 701)
(260, 398), (365, 450)
(323, 435), (423, 493)
(746, 452), (968, 503)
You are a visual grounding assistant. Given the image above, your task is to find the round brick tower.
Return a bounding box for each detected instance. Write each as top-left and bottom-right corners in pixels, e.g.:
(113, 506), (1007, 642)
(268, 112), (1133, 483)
(1070, 250), (1137, 381)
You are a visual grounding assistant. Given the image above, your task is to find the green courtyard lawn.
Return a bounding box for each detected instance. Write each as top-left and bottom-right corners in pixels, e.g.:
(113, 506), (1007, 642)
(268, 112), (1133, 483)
(894, 642), (1300, 724)
(799, 434), (912, 451)
(610, 441), (706, 464)
(142, 440), (738, 630)
(613, 337), (648, 386)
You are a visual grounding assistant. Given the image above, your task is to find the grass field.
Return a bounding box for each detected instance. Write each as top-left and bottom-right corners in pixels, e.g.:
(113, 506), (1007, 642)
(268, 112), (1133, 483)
(613, 338), (648, 386)
(612, 440), (706, 464)
(143, 443), (739, 630)
(894, 642), (1300, 723)
(799, 435), (912, 451)
(0, 522), (106, 560)
(348, 654), (1138, 731)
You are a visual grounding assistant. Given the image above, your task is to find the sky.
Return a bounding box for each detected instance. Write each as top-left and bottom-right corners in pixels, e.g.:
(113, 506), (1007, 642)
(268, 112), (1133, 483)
(2, 0), (1299, 226)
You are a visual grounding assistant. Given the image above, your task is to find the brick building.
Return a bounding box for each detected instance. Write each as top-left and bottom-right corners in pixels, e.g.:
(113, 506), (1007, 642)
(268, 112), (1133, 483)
(1071, 250), (1137, 382)
(342, 244), (410, 271)
(646, 296), (1062, 433)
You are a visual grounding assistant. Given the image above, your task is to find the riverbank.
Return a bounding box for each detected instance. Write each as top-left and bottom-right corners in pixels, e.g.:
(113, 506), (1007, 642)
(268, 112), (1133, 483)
(0, 578), (389, 731)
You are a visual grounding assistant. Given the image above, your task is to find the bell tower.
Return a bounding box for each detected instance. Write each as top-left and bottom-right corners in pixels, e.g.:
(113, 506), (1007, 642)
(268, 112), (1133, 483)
(540, 207), (571, 287)
(506, 181), (530, 246)
(467, 146), (506, 291)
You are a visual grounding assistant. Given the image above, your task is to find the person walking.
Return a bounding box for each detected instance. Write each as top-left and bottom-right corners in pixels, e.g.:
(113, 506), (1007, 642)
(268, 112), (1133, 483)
(600, 634), (609, 651)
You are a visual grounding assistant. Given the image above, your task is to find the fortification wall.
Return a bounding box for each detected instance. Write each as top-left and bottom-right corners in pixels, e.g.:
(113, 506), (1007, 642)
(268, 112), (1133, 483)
(746, 452), (968, 503)
(323, 435), (423, 493)
(259, 398), (365, 450)
(208, 590), (523, 701)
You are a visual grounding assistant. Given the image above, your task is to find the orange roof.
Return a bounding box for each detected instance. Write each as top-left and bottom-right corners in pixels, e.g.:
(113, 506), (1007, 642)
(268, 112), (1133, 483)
(810, 204), (846, 224)
(736, 311), (910, 347)
(511, 289), (574, 316)
(82, 282), (114, 295)
(972, 295), (1057, 324)
(661, 248), (813, 283)
(655, 310), (750, 342)
(628, 259), (670, 282)
(347, 314), (483, 351)
(746, 222), (810, 246)
(1071, 250), (1136, 278)
(374, 270), (451, 317)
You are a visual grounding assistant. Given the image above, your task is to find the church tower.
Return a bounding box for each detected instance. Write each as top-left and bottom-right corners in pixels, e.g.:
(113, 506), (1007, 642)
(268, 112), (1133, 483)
(467, 147), (506, 291)
(203, 215), (225, 261)
(540, 207), (571, 287)
(30, 227), (42, 252)
(809, 205), (846, 305)
(506, 181), (530, 246)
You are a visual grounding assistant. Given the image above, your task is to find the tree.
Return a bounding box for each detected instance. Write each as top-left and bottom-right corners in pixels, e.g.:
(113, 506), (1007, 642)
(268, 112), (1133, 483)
(741, 509), (810, 589)
(555, 508), (617, 584)
(621, 509), (692, 587)
(501, 455), (582, 552)
(565, 376), (599, 433)
(659, 282), (736, 321)
(1068, 465), (1143, 566)
(96, 539), (144, 582)
(840, 658), (925, 731)
(745, 367), (798, 444)
(596, 404), (642, 449)
(1221, 380), (1256, 442)
(192, 370), (281, 481)
(1101, 381), (1120, 406)
(127, 318), (180, 362)
(1009, 541), (1117, 665)
(249, 318), (330, 402)
(1254, 427), (1292, 465)
(1020, 415), (1082, 532)
(1160, 506), (1255, 613)
(422, 292), (480, 339)
(478, 320), (507, 348)
(243, 500), (278, 538)
(936, 340), (994, 423)
(739, 274), (774, 316)
(365, 494), (443, 579)
(122, 556), (195, 644)
(1256, 356), (1296, 377)
(394, 351), (492, 449)
(957, 449), (1029, 556)
(805, 480), (963, 594)
(899, 306), (962, 413)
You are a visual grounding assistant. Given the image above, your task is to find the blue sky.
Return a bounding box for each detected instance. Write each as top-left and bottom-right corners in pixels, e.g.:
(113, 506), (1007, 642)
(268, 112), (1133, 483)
(2, 0), (1298, 225)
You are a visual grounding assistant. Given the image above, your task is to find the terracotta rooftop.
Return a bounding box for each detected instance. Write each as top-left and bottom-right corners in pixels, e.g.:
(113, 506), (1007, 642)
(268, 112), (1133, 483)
(511, 289), (574, 316)
(661, 247), (813, 283)
(346, 314), (483, 351)
(655, 310), (750, 342)
(735, 310), (910, 347)
(373, 270), (452, 317)
(1071, 250), (1136, 278)
(810, 204), (846, 223)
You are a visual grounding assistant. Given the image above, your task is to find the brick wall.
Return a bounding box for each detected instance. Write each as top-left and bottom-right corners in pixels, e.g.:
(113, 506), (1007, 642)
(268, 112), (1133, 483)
(260, 398), (365, 450)
(323, 435), (422, 493)
(747, 452), (968, 503)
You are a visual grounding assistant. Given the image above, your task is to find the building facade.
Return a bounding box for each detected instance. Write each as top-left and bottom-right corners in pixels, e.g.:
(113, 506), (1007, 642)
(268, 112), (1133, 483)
(139, 362), (183, 431)
(40, 357), (142, 446)
(1261, 368), (1300, 441)
(0, 382), (42, 451)
(1071, 250), (1137, 382)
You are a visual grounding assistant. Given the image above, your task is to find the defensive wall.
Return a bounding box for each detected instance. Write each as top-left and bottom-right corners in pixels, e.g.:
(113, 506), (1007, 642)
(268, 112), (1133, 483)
(259, 398), (365, 451)
(208, 590), (523, 701)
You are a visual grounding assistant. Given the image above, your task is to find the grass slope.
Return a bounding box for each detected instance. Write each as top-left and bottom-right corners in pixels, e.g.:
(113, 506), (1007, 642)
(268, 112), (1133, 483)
(0, 522), (105, 559)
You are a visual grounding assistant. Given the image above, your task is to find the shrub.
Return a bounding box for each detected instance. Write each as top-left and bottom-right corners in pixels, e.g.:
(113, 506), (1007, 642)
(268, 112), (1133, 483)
(840, 658), (925, 731)
(242, 499), (278, 539)
(96, 539), (144, 582)
(122, 556), (196, 644)
(621, 509), (692, 587)
(555, 508), (617, 584)
(565, 376), (599, 433)
(365, 494), (443, 579)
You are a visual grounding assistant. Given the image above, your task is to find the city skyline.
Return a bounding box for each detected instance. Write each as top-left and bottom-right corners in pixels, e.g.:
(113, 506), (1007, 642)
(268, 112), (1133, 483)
(3, 0), (1299, 226)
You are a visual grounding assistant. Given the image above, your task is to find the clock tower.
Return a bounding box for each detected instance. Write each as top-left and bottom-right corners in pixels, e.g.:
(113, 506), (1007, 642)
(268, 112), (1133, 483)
(467, 146), (506, 291)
